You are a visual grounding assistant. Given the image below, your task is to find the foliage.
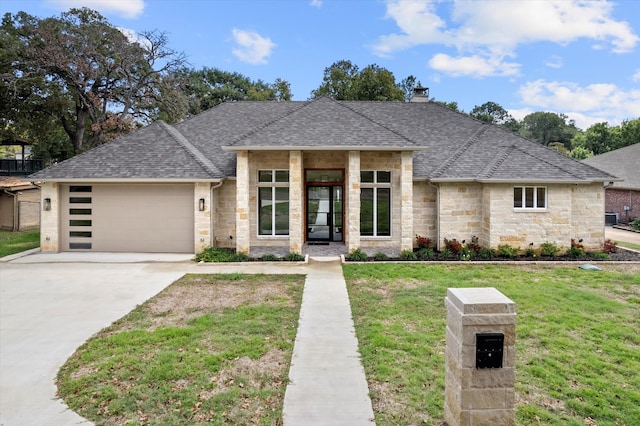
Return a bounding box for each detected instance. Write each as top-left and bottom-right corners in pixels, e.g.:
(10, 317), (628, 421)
(311, 60), (405, 101)
(476, 247), (498, 260)
(439, 248), (455, 260)
(416, 248), (435, 260)
(259, 253), (279, 261)
(469, 101), (520, 132)
(399, 250), (417, 261)
(343, 263), (640, 425)
(0, 230), (39, 257)
(57, 274), (304, 425)
(571, 119), (640, 156)
(415, 235), (432, 249)
(194, 247), (248, 262)
(603, 239), (618, 254)
(540, 241), (560, 257)
(443, 238), (463, 255)
(497, 244), (519, 258)
(524, 247), (537, 258)
(373, 252), (389, 261)
(631, 218), (640, 231)
(567, 245), (586, 259)
(520, 111), (579, 149)
(346, 248), (368, 261)
(283, 252), (305, 262)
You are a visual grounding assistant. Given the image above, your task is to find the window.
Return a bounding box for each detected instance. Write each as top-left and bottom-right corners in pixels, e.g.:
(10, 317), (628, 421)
(258, 170), (290, 236)
(360, 171), (391, 236)
(514, 186), (546, 210)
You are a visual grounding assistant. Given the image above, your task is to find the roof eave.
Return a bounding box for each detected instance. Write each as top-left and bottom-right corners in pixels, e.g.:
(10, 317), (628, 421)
(28, 178), (224, 183)
(221, 145), (427, 152)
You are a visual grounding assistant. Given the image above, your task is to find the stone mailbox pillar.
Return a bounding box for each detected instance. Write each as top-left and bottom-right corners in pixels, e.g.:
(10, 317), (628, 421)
(444, 288), (516, 426)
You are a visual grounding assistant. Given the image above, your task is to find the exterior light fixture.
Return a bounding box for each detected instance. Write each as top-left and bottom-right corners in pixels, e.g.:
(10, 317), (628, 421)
(43, 198), (51, 211)
(199, 198), (205, 211)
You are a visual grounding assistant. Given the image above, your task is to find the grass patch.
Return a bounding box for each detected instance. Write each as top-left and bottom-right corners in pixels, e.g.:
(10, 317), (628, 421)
(0, 229), (39, 257)
(614, 239), (640, 252)
(343, 263), (640, 425)
(57, 273), (304, 425)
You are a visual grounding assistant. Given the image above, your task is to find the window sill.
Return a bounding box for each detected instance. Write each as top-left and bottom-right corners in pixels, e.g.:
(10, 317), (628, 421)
(513, 208), (547, 212)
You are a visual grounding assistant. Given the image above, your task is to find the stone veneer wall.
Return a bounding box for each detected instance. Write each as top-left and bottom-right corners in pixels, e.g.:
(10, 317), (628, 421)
(412, 181), (438, 247)
(194, 182), (211, 253)
(571, 183), (605, 251)
(438, 182), (484, 248)
(213, 180), (237, 249)
(39, 181), (59, 252)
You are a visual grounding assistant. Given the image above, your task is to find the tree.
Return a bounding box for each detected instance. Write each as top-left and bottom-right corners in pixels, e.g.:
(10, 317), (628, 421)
(571, 118), (639, 156)
(520, 112), (578, 147)
(311, 60), (405, 101)
(1, 8), (187, 155)
(470, 101), (521, 132)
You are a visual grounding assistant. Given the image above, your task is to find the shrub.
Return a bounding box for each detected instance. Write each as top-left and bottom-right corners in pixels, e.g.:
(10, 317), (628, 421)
(631, 218), (640, 230)
(400, 250), (417, 261)
(346, 248), (368, 261)
(439, 248), (455, 260)
(603, 239), (618, 254)
(524, 247), (537, 258)
(195, 247), (240, 262)
(567, 245), (586, 259)
(283, 252), (305, 261)
(415, 235), (433, 249)
(373, 251), (389, 261)
(540, 241), (560, 257)
(477, 248), (497, 260)
(443, 238), (463, 254)
(416, 248), (435, 260)
(260, 253), (279, 261)
(497, 244), (519, 258)
(590, 252), (611, 260)
(459, 247), (474, 261)
(467, 236), (481, 254)
(232, 252), (251, 262)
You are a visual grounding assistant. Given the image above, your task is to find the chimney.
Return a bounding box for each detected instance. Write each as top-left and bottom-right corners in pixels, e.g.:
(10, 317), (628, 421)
(410, 86), (429, 102)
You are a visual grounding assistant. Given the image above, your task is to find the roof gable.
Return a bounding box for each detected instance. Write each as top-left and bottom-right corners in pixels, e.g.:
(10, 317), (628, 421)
(582, 143), (640, 189)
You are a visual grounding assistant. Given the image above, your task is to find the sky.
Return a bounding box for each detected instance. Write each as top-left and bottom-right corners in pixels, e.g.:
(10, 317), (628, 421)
(2, 0), (639, 130)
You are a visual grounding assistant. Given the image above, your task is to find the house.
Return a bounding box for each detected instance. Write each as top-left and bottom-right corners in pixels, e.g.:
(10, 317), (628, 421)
(582, 143), (640, 225)
(28, 93), (617, 255)
(0, 177), (41, 231)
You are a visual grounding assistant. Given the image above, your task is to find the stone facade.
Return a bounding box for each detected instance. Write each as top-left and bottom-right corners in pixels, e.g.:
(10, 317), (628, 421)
(39, 181), (59, 252)
(213, 180), (237, 249)
(194, 182), (211, 253)
(445, 288), (516, 426)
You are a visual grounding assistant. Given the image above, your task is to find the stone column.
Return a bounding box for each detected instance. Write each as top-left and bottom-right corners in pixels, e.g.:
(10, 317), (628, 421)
(40, 182), (59, 252)
(235, 151), (250, 255)
(194, 182), (211, 253)
(400, 151), (413, 252)
(289, 150), (303, 254)
(445, 287), (516, 426)
(347, 151), (360, 252)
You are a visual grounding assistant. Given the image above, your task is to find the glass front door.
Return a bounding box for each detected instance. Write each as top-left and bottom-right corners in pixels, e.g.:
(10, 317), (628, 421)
(306, 185), (343, 242)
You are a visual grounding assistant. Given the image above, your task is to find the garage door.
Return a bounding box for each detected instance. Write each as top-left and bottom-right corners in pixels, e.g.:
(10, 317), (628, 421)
(61, 184), (194, 253)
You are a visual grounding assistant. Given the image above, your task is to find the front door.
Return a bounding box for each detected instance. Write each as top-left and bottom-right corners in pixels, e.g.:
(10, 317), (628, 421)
(306, 185), (343, 242)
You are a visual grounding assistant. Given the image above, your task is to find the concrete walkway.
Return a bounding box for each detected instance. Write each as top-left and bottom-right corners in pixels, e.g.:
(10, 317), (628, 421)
(283, 258), (375, 425)
(0, 252), (374, 425)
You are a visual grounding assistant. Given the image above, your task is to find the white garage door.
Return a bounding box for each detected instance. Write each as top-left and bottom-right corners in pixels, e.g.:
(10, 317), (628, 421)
(61, 184), (194, 253)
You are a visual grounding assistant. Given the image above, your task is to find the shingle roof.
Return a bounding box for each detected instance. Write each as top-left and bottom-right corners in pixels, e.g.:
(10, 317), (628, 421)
(29, 97), (617, 183)
(582, 143), (640, 190)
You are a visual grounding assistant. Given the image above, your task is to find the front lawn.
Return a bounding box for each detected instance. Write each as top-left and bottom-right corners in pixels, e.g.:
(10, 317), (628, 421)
(0, 229), (39, 257)
(56, 274), (304, 425)
(344, 263), (640, 425)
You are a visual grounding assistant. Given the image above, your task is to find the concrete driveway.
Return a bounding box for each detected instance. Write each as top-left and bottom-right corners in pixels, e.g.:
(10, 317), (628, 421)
(605, 226), (640, 247)
(0, 253), (194, 425)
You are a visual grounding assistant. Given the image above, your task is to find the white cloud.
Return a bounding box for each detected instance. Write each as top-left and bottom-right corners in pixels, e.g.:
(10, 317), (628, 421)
(517, 79), (640, 128)
(310, 0), (322, 8)
(44, 0), (144, 19)
(428, 53), (520, 77)
(374, 0), (639, 77)
(231, 29), (276, 65)
(545, 55), (563, 69)
(633, 70), (640, 82)
(117, 27), (151, 50)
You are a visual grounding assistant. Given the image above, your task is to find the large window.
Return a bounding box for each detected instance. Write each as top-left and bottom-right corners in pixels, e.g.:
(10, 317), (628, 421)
(258, 170), (290, 236)
(514, 186), (546, 210)
(360, 171), (391, 236)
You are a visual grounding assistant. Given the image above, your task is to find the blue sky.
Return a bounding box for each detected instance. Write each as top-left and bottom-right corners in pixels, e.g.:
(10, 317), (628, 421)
(2, 0), (639, 130)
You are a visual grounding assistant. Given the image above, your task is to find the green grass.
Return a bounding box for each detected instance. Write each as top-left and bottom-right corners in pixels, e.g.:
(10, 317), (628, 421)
(614, 239), (640, 252)
(343, 263), (640, 425)
(57, 274), (304, 425)
(0, 229), (39, 257)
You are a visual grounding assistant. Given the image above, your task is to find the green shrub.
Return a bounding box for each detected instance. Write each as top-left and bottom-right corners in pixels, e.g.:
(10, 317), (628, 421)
(400, 250), (417, 261)
(631, 218), (640, 230)
(346, 248), (368, 261)
(477, 248), (497, 260)
(567, 245), (586, 259)
(283, 252), (305, 262)
(459, 247), (474, 261)
(439, 248), (455, 260)
(232, 252), (250, 262)
(416, 248), (435, 260)
(589, 252), (611, 260)
(540, 241), (560, 257)
(373, 251), (389, 261)
(524, 247), (537, 257)
(260, 253), (279, 261)
(497, 244), (519, 258)
(194, 247), (238, 262)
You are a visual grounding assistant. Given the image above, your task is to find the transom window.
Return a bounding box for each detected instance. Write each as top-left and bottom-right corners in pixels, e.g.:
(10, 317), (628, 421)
(360, 171), (391, 236)
(514, 186), (546, 210)
(258, 170), (290, 236)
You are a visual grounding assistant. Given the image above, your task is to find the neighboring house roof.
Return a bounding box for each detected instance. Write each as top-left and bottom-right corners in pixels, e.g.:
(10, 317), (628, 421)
(0, 177), (38, 191)
(29, 97), (617, 184)
(582, 143), (640, 190)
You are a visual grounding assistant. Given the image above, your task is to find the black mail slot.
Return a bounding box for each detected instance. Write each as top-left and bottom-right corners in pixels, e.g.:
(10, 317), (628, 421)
(476, 332), (504, 369)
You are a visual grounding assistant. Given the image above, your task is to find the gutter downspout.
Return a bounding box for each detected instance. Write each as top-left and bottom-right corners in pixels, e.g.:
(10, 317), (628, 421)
(210, 181), (224, 247)
(3, 190), (18, 232)
(428, 181), (440, 250)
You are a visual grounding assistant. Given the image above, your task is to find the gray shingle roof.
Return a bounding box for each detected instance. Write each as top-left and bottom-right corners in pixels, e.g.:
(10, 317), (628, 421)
(30, 97), (617, 183)
(582, 143), (640, 190)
